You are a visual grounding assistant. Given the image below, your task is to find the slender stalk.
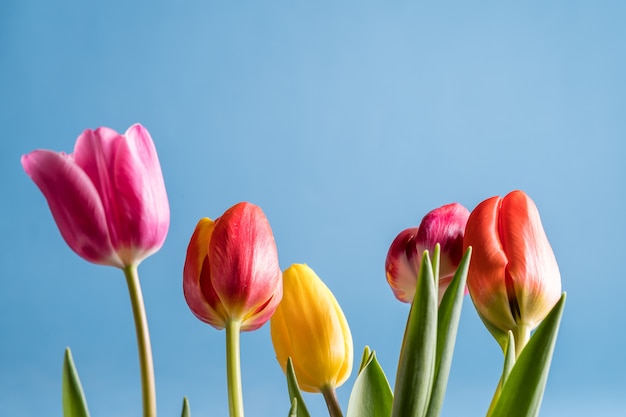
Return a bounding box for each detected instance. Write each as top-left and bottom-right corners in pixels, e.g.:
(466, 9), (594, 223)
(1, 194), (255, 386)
(514, 324), (531, 358)
(226, 320), (244, 417)
(124, 264), (157, 417)
(321, 385), (343, 417)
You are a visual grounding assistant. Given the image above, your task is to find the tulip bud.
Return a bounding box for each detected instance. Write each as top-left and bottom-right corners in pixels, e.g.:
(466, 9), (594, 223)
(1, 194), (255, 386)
(270, 264), (353, 393)
(385, 203), (470, 303)
(463, 190), (561, 349)
(21, 124), (170, 268)
(183, 202), (283, 331)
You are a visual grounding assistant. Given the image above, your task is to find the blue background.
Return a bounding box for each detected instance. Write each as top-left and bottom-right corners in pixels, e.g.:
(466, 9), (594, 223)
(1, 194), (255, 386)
(1, 1), (625, 416)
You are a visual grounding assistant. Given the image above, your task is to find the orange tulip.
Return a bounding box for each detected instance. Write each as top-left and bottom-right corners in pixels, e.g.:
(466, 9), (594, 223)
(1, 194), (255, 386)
(464, 190), (561, 350)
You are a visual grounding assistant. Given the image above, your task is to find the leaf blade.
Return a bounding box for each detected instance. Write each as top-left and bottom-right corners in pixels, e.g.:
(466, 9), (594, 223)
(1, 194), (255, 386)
(425, 247), (471, 417)
(346, 349), (393, 417)
(391, 252), (438, 417)
(490, 293), (566, 417)
(62, 348), (90, 417)
(285, 357), (311, 417)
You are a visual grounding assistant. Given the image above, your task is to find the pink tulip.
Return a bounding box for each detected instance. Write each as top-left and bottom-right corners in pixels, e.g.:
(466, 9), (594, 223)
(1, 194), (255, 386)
(21, 124), (170, 268)
(386, 203), (470, 303)
(183, 202), (283, 331)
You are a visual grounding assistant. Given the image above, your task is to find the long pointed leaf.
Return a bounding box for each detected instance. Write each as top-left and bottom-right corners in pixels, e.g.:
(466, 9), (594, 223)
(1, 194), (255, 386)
(425, 247), (471, 417)
(391, 252), (437, 417)
(358, 346), (373, 375)
(181, 397), (190, 417)
(346, 350), (393, 417)
(285, 357), (311, 417)
(288, 398), (298, 417)
(62, 348), (90, 417)
(501, 331), (516, 386)
(490, 293), (566, 417)
(486, 331), (516, 416)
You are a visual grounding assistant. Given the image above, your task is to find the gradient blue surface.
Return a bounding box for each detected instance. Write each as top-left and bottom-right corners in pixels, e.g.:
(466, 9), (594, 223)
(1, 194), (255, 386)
(1, 1), (625, 416)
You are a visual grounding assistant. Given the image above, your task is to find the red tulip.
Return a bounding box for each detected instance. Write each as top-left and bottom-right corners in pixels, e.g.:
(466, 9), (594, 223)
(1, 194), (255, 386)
(21, 124), (169, 268)
(386, 203), (470, 303)
(464, 190), (561, 341)
(183, 202), (283, 331)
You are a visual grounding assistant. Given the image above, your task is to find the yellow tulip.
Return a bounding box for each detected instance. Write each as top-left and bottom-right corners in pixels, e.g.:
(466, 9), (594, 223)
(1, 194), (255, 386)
(270, 264), (353, 393)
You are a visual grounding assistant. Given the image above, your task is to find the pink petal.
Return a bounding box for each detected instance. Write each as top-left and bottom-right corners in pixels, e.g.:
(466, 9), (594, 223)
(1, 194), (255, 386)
(21, 150), (120, 266)
(110, 124), (170, 264)
(72, 124), (169, 265)
(416, 203), (469, 278)
(385, 227), (420, 303)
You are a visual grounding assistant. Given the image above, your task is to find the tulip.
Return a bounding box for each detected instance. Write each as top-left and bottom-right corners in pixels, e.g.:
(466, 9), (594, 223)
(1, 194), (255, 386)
(271, 264), (352, 417)
(183, 202), (283, 331)
(22, 124), (169, 417)
(21, 124), (170, 268)
(183, 202), (283, 417)
(463, 190), (561, 354)
(385, 203), (470, 303)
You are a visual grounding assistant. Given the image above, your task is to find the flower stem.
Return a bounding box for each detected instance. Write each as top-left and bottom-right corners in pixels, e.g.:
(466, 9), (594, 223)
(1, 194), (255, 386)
(226, 319), (244, 417)
(321, 385), (343, 417)
(124, 264), (156, 417)
(514, 323), (531, 358)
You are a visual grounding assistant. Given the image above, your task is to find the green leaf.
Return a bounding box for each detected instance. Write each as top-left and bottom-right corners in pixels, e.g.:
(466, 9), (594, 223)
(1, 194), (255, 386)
(431, 244), (441, 288)
(489, 293), (566, 417)
(357, 346), (372, 374)
(285, 357), (311, 417)
(486, 331), (516, 416)
(425, 247), (471, 417)
(391, 252), (437, 417)
(346, 349), (393, 417)
(288, 398), (298, 417)
(62, 348), (90, 417)
(500, 331), (516, 385)
(181, 397), (190, 417)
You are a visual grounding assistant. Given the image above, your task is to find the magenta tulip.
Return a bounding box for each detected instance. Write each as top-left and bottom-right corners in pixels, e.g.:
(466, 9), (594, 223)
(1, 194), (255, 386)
(21, 124), (170, 268)
(386, 203), (470, 303)
(183, 202), (283, 331)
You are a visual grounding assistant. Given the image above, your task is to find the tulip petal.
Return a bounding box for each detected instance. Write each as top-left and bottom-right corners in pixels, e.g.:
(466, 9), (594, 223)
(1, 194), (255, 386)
(385, 228), (420, 303)
(72, 125), (170, 266)
(416, 203), (469, 279)
(499, 191), (561, 328)
(465, 196), (517, 332)
(111, 124), (170, 264)
(209, 203), (282, 328)
(271, 264), (353, 393)
(183, 218), (228, 329)
(21, 150), (120, 266)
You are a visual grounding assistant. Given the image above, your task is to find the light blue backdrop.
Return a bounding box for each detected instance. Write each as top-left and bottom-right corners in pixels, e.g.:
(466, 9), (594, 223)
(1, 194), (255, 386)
(1, 1), (624, 416)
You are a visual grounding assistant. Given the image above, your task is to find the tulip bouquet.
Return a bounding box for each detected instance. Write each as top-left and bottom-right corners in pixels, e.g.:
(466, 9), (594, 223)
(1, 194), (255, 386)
(21, 124), (565, 417)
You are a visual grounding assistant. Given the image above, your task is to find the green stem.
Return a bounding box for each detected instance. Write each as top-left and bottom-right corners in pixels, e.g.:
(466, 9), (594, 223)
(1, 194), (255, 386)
(514, 323), (531, 358)
(124, 264), (157, 417)
(226, 320), (244, 417)
(321, 385), (343, 417)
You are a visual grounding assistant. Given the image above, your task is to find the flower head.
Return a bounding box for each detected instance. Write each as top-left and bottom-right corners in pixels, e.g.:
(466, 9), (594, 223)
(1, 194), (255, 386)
(270, 264), (353, 393)
(21, 124), (169, 268)
(386, 203), (470, 303)
(183, 202), (283, 331)
(463, 190), (561, 336)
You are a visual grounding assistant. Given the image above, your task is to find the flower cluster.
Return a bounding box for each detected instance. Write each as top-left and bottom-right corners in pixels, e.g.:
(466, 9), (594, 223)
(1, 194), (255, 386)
(22, 124), (565, 417)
